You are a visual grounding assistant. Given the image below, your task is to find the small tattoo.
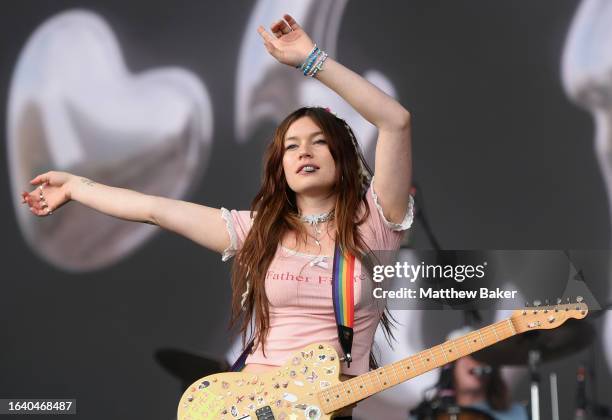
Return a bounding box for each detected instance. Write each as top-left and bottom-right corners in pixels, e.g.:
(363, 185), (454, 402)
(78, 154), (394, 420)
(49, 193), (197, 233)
(79, 177), (96, 187)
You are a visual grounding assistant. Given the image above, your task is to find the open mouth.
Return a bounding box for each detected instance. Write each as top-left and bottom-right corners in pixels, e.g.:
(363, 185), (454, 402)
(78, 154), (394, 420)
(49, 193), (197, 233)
(297, 164), (319, 174)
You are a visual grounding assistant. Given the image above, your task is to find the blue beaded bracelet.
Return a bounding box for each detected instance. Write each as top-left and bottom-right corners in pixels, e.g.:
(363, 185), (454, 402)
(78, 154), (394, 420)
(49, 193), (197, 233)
(296, 44), (319, 69)
(296, 44), (329, 77)
(302, 50), (322, 76)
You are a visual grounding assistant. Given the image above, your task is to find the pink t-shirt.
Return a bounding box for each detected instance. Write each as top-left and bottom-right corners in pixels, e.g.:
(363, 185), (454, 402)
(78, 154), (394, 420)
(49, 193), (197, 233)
(220, 179), (414, 375)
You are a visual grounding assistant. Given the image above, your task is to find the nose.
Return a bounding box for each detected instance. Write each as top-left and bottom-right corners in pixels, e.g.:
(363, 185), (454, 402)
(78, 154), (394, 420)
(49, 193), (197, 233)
(298, 144), (313, 159)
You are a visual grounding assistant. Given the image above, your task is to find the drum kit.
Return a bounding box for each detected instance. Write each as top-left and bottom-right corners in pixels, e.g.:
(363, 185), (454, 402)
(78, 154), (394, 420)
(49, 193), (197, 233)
(410, 315), (604, 420)
(403, 190), (610, 419)
(475, 317), (596, 420)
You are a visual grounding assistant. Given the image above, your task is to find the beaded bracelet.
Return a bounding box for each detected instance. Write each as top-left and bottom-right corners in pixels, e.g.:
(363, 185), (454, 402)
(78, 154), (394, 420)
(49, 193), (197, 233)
(302, 49), (321, 75)
(309, 52), (328, 78)
(296, 44), (329, 77)
(297, 44), (319, 69)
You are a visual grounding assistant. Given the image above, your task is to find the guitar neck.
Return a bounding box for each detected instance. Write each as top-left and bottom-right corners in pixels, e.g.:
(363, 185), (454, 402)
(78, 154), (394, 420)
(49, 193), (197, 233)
(318, 317), (518, 413)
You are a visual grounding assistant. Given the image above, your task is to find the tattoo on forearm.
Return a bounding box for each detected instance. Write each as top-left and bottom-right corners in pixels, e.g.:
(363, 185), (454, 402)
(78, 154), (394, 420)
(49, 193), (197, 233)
(80, 177), (96, 187)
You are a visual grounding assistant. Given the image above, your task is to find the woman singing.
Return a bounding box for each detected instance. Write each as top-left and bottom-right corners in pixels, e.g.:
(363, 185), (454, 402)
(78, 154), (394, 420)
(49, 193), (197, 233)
(21, 14), (413, 418)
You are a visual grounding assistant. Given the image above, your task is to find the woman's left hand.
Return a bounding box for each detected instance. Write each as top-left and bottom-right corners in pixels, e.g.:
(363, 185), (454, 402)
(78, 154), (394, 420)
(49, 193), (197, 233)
(257, 14), (315, 68)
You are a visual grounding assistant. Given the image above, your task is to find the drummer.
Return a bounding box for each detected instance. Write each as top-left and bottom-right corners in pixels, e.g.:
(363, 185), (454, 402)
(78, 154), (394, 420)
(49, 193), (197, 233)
(410, 328), (528, 420)
(438, 354), (528, 420)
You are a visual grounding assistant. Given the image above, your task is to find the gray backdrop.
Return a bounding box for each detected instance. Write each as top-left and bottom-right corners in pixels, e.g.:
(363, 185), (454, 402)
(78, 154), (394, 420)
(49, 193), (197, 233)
(1, 1), (609, 419)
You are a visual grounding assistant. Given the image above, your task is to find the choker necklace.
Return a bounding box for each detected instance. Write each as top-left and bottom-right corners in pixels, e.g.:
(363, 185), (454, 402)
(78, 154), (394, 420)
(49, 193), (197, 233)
(300, 210), (334, 225)
(299, 210), (334, 246)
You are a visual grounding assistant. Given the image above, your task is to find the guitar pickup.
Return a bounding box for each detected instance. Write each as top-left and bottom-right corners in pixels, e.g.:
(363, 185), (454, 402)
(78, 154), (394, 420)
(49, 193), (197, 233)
(255, 405), (275, 420)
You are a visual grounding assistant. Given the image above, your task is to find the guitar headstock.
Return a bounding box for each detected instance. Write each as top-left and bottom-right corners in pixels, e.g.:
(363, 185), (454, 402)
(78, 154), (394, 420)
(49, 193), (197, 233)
(510, 297), (589, 334)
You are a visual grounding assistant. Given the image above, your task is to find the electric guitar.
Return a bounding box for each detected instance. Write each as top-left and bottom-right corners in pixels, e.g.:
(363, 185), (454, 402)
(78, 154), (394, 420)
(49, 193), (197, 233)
(177, 299), (588, 420)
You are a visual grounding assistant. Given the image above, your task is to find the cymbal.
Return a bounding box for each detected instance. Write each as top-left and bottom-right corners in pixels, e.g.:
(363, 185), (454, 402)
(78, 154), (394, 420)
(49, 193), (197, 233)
(154, 348), (228, 387)
(472, 319), (596, 366)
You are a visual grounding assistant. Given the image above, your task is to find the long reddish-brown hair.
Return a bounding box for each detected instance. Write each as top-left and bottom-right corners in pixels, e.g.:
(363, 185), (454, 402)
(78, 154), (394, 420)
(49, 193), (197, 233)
(230, 107), (394, 365)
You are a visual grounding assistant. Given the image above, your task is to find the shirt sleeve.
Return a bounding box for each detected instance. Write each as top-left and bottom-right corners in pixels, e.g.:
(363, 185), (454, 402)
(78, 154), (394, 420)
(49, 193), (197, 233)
(219, 208), (254, 261)
(363, 176), (415, 250)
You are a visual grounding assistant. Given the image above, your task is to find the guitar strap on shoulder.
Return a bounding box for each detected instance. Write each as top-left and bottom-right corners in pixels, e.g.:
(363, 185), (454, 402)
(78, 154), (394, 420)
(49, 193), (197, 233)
(229, 340), (253, 372)
(331, 242), (355, 368)
(230, 242), (356, 371)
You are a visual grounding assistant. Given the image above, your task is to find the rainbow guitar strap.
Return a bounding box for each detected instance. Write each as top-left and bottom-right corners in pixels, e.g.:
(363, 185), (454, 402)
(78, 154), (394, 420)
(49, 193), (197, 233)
(331, 242), (356, 367)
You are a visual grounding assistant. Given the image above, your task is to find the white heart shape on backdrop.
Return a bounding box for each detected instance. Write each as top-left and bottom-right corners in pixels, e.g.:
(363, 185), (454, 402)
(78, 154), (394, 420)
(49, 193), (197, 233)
(7, 9), (213, 271)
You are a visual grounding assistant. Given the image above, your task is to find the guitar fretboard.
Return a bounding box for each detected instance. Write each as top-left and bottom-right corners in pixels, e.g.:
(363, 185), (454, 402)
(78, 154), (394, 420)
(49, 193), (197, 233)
(318, 318), (517, 413)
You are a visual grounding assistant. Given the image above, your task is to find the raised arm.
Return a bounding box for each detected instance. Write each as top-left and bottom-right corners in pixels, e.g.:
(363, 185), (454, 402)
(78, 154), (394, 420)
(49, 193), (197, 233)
(258, 14), (412, 223)
(21, 171), (231, 254)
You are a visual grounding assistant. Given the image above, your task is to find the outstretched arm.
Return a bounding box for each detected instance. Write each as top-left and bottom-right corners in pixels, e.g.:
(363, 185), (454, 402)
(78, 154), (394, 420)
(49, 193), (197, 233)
(21, 171), (231, 254)
(258, 14), (412, 223)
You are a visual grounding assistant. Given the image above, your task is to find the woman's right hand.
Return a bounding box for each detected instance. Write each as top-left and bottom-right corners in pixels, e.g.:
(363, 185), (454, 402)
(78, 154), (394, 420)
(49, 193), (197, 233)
(21, 171), (74, 217)
(257, 14), (315, 68)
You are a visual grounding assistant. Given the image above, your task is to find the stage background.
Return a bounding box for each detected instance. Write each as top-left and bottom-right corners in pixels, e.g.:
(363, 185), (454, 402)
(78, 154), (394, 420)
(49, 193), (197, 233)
(1, 1), (610, 419)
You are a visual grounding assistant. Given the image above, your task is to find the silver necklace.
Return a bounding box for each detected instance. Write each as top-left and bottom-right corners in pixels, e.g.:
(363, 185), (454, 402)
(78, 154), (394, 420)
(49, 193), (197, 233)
(291, 210), (334, 273)
(300, 210), (334, 246)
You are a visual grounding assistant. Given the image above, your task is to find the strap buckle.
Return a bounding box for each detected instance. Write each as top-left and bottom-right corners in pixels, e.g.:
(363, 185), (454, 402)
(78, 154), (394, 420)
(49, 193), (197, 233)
(340, 353), (352, 367)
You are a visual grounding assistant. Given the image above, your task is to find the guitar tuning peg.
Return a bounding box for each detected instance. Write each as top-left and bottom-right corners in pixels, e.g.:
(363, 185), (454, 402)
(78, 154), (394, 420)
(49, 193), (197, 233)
(566, 297), (570, 303)
(557, 297), (562, 304)
(576, 296), (583, 303)
(545, 299), (549, 305)
(525, 301), (529, 307)
(533, 300), (541, 307)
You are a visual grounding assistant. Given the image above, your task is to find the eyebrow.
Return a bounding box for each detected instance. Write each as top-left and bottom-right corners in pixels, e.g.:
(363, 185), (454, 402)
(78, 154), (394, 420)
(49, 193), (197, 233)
(284, 131), (325, 142)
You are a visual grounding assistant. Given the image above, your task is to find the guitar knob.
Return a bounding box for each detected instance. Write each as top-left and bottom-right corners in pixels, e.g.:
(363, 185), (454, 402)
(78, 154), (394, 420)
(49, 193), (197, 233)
(577, 296), (584, 303)
(557, 298), (562, 304)
(533, 300), (541, 307)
